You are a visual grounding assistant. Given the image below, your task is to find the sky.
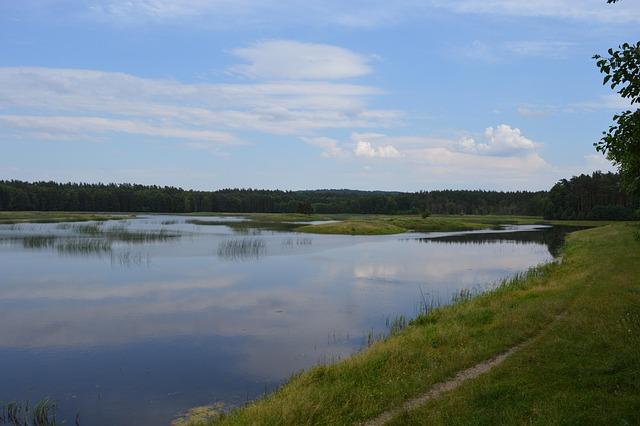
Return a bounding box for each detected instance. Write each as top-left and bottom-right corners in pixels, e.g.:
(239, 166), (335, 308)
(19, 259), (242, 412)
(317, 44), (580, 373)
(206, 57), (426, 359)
(1, 0), (638, 191)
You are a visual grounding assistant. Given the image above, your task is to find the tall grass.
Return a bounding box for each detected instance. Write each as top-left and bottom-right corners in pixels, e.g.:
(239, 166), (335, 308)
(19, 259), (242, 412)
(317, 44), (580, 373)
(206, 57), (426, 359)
(0, 398), (59, 426)
(217, 238), (266, 261)
(21, 236), (57, 250)
(56, 239), (112, 255)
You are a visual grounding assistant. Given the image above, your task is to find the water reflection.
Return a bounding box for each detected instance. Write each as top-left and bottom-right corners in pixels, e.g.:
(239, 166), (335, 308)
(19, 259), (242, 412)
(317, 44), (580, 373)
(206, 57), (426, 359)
(0, 216), (573, 425)
(418, 225), (579, 257)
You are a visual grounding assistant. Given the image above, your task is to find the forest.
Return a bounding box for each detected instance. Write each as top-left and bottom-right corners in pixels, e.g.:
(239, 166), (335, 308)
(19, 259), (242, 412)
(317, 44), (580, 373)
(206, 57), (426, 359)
(544, 171), (638, 220)
(0, 172), (637, 219)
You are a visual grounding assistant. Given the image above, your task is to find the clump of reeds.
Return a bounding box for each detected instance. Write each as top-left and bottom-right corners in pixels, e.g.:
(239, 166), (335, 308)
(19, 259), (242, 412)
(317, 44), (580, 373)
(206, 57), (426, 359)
(217, 238), (266, 260)
(0, 398), (59, 426)
(21, 236), (57, 250)
(56, 239), (112, 255)
(72, 223), (103, 236)
(105, 228), (178, 243)
(385, 315), (408, 335)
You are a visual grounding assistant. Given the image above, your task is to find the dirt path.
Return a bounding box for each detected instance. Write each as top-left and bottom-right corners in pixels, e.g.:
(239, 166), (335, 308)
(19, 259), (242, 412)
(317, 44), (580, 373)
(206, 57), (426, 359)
(362, 313), (565, 426)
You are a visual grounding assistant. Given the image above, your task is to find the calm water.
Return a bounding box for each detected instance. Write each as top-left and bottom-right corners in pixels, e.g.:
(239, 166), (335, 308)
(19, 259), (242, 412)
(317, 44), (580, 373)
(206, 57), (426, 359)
(0, 216), (569, 425)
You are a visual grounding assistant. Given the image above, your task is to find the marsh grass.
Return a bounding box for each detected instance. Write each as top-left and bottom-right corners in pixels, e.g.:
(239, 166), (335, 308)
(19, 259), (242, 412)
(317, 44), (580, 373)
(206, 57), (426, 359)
(0, 211), (132, 224)
(105, 227), (179, 242)
(72, 223), (103, 236)
(296, 220), (405, 235)
(189, 213), (622, 236)
(21, 236), (57, 250)
(188, 219), (299, 234)
(0, 398), (58, 426)
(217, 238), (266, 261)
(55, 238), (112, 255)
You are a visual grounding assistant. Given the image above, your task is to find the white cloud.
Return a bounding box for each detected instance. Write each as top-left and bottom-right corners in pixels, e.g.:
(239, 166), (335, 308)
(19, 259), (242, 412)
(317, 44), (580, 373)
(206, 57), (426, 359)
(354, 141), (401, 158)
(88, 0), (258, 22)
(460, 40), (576, 63)
(327, 128), (553, 186)
(302, 136), (349, 158)
(0, 65), (401, 145)
(584, 153), (616, 173)
(230, 40), (373, 80)
(504, 41), (575, 57)
(0, 115), (242, 146)
(517, 94), (634, 118)
(401, 145), (552, 187)
(457, 124), (537, 155)
(352, 133), (399, 155)
(516, 105), (556, 118)
(431, 0), (640, 24)
(81, 0), (640, 26)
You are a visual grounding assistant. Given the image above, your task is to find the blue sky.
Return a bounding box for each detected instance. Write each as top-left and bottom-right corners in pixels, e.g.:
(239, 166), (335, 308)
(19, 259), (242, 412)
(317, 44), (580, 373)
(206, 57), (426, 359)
(1, 0), (638, 191)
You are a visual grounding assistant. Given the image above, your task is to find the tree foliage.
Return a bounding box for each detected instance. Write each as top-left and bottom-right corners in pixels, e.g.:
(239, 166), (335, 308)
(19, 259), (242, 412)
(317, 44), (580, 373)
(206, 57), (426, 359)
(594, 0), (640, 194)
(544, 172), (638, 220)
(0, 180), (548, 216)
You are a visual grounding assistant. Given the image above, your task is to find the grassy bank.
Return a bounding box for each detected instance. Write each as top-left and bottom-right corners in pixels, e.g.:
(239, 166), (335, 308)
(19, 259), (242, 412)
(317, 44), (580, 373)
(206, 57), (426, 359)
(185, 212), (623, 235)
(182, 223), (639, 425)
(390, 224), (640, 425)
(296, 216), (493, 235)
(0, 211), (133, 224)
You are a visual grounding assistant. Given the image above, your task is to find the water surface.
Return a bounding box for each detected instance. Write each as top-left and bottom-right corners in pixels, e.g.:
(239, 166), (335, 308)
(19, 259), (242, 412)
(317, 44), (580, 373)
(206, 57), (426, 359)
(0, 216), (570, 425)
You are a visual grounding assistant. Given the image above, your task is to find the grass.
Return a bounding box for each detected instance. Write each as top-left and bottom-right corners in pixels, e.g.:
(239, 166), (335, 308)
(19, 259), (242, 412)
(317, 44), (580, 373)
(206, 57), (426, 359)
(389, 223), (640, 425)
(295, 215), (492, 235)
(292, 213), (627, 235)
(0, 398), (58, 426)
(184, 212), (332, 222)
(0, 211), (133, 224)
(217, 238), (266, 260)
(296, 220), (405, 235)
(182, 222), (639, 425)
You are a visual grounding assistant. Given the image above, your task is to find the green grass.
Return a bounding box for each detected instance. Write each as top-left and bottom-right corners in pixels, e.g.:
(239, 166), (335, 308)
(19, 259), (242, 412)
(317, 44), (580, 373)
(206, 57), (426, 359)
(296, 216), (492, 235)
(389, 224), (640, 425)
(0, 211), (133, 224)
(0, 397), (58, 426)
(181, 223), (639, 425)
(184, 212), (333, 222)
(443, 214), (626, 228)
(181, 212), (629, 235)
(295, 220), (406, 235)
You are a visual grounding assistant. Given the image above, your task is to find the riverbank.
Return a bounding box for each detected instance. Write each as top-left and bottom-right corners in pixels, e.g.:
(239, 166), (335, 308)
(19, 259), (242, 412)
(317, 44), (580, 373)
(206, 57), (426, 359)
(0, 211), (134, 224)
(0, 211), (622, 234)
(294, 214), (626, 235)
(182, 223), (639, 425)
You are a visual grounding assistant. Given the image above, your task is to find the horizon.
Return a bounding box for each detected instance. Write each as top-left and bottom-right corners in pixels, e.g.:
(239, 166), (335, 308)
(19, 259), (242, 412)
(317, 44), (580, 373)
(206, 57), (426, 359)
(1, 178), (562, 193)
(2, 1), (637, 191)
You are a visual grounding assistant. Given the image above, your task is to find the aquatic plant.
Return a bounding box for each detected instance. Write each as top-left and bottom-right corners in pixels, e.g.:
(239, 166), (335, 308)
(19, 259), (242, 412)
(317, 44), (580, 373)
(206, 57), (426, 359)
(0, 398), (58, 426)
(55, 238), (112, 255)
(21, 236), (57, 250)
(217, 238), (266, 261)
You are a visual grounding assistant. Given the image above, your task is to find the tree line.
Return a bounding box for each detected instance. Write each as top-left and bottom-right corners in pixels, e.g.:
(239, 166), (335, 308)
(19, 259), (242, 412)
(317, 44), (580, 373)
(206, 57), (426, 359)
(544, 172), (638, 220)
(0, 173), (637, 219)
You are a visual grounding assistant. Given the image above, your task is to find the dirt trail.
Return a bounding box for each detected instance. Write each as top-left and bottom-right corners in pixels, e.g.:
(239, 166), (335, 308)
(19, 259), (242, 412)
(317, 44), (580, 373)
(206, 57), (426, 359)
(362, 313), (565, 426)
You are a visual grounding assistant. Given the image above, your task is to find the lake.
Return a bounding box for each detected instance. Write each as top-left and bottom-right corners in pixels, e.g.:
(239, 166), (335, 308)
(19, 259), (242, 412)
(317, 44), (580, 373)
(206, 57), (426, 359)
(0, 215), (569, 425)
